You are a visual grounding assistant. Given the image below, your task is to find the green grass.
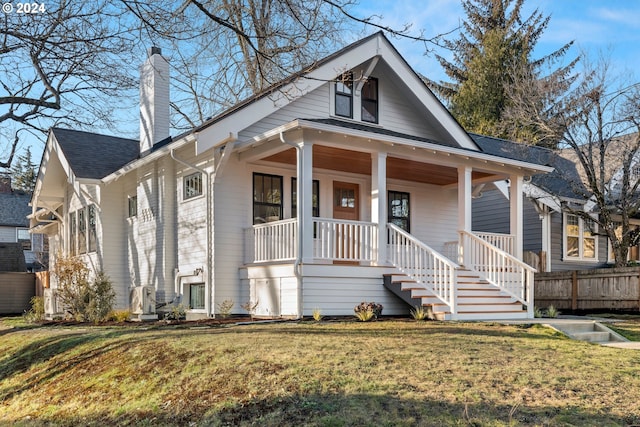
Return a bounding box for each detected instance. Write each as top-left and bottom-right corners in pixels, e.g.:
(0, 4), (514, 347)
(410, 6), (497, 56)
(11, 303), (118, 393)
(1, 317), (640, 426)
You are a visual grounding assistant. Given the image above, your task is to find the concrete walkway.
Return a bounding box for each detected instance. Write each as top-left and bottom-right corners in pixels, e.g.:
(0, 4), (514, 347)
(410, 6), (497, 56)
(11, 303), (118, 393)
(496, 315), (640, 349)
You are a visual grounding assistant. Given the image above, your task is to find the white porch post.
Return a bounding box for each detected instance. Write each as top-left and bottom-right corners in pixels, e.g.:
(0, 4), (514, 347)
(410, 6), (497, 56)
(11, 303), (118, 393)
(298, 141), (314, 263)
(371, 151), (387, 265)
(509, 175), (524, 260)
(458, 166), (472, 266)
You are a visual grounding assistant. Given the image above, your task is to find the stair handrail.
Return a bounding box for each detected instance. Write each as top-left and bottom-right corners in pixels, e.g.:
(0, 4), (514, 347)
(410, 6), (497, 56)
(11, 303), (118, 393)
(387, 223), (459, 314)
(460, 230), (536, 316)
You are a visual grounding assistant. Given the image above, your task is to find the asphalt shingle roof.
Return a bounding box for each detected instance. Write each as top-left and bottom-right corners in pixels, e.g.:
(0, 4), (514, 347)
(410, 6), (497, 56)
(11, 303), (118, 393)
(52, 128), (139, 180)
(0, 192), (30, 227)
(471, 133), (587, 199)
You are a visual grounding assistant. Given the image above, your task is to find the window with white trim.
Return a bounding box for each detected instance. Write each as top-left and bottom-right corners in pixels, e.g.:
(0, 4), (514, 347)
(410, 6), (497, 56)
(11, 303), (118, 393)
(128, 195), (138, 218)
(335, 72), (353, 118)
(184, 172), (203, 200)
(361, 78), (378, 123)
(564, 213), (597, 261)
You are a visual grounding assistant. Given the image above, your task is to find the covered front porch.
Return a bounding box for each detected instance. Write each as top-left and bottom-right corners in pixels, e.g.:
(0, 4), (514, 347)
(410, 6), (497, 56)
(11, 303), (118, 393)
(239, 119), (549, 319)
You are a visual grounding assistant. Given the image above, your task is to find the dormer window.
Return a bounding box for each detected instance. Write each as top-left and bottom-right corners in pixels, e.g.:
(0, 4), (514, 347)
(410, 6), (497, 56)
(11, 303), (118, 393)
(361, 78), (378, 123)
(335, 73), (353, 118)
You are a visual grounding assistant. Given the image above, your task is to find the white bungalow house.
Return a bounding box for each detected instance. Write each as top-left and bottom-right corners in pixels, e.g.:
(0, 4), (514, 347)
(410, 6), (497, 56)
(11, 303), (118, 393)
(31, 33), (552, 321)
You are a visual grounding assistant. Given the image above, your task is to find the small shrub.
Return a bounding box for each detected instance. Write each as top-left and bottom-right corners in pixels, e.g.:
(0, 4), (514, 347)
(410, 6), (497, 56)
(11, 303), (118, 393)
(108, 309), (131, 322)
(165, 303), (187, 321)
(312, 307), (323, 322)
(354, 301), (383, 322)
(51, 253), (116, 322)
(410, 305), (429, 321)
(533, 306), (544, 318)
(23, 296), (45, 323)
(354, 308), (375, 322)
(217, 299), (234, 318)
(546, 305), (559, 318)
(241, 300), (259, 319)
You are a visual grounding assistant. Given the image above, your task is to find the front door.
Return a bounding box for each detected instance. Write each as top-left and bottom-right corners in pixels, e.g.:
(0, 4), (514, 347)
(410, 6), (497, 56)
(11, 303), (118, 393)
(333, 181), (359, 221)
(333, 181), (359, 263)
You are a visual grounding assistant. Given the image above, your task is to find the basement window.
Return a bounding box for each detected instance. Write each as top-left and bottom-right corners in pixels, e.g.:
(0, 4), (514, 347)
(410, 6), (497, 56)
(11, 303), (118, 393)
(189, 283), (205, 310)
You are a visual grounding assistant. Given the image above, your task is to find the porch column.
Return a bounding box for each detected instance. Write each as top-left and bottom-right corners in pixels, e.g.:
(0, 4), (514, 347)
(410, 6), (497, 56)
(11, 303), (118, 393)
(297, 141), (314, 263)
(509, 174), (524, 260)
(458, 166), (472, 266)
(371, 151), (387, 265)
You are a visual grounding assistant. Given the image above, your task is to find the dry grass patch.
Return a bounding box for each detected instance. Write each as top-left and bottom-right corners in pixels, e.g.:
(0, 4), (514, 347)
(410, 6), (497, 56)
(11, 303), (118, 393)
(0, 319), (639, 426)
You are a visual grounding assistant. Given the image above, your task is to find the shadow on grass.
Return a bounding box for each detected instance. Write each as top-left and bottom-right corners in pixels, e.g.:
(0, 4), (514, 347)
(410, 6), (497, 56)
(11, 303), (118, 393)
(10, 392), (638, 426)
(0, 328), (169, 401)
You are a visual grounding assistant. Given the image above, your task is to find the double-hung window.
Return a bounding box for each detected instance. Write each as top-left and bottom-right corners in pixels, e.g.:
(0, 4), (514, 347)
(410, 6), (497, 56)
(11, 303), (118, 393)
(69, 212), (77, 255)
(564, 213), (597, 260)
(388, 191), (410, 232)
(335, 72), (353, 118)
(253, 173), (283, 224)
(128, 195), (138, 218)
(78, 208), (87, 254)
(361, 78), (378, 123)
(88, 205), (97, 253)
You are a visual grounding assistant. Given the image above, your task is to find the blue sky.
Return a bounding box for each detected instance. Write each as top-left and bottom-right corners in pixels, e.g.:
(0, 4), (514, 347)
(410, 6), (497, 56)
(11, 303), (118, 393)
(355, 0), (640, 83)
(14, 1), (640, 165)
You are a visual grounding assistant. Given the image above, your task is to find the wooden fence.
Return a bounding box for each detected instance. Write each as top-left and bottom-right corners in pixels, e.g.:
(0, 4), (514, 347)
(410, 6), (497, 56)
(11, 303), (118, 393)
(0, 272), (35, 314)
(535, 267), (640, 312)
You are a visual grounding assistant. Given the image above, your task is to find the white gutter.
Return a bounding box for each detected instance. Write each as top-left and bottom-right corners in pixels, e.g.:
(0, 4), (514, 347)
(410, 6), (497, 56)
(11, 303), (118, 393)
(102, 133), (198, 184)
(170, 132), (237, 317)
(279, 131), (303, 318)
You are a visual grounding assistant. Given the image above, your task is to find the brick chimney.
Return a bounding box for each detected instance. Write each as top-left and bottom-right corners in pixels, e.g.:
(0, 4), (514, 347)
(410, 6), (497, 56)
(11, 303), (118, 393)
(139, 47), (170, 153)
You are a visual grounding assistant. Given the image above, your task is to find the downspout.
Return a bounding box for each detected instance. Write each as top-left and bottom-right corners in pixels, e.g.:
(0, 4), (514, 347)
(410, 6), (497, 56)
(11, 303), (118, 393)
(279, 132), (303, 318)
(170, 132), (236, 317)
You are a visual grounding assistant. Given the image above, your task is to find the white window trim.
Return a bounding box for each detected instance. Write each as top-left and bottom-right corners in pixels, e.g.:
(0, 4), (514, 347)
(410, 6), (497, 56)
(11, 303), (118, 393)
(562, 212), (599, 262)
(183, 172), (204, 201)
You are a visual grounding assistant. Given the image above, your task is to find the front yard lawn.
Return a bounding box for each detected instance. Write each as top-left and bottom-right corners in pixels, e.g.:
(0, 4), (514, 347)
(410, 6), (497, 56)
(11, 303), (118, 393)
(1, 317), (639, 426)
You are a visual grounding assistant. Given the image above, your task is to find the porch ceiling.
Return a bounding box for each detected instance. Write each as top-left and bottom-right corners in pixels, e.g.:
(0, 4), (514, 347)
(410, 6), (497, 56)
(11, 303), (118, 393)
(262, 146), (494, 186)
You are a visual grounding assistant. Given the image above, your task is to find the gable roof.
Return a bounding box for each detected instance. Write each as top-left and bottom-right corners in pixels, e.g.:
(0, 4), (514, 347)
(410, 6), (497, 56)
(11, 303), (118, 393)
(471, 134), (586, 199)
(51, 128), (139, 180)
(193, 31), (481, 154)
(0, 192), (31, 227)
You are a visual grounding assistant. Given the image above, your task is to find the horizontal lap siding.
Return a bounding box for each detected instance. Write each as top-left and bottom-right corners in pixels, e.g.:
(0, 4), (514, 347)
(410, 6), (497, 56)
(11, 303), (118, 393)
(303, 276), (407, 316)
(377, 65), (442, 139)
(213, 155), (250, 309)
(101, 181), (131, 309)
(472, 189), (543, 252)
(399, 180), (458, 252)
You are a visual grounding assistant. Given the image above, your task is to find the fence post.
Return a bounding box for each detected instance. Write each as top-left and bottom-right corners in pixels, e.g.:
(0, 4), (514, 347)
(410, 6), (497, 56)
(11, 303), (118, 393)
(571, 270), (578, 311)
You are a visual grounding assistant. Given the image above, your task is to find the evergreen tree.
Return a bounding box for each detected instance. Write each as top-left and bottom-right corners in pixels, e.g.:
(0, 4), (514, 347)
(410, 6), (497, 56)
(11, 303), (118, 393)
(11, 147), (37, 193)
(427, 0), (577, 148)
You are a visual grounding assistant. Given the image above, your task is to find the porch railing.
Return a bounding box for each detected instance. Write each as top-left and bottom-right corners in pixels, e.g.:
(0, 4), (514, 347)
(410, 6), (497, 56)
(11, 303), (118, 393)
(387, 223), (458, 314)
(245, 218), (377, 264)
(245, 218), (297, 263)
(473, 231), (515, 256)
(313, 218), (377, 262)
(459, 230), (535, 316)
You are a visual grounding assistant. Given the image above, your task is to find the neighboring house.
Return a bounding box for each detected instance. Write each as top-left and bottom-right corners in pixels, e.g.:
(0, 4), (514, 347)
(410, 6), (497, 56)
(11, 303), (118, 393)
(0, 175), (47, 271)
(472, 136), (611, 272)
(31, 33), (552, 321)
